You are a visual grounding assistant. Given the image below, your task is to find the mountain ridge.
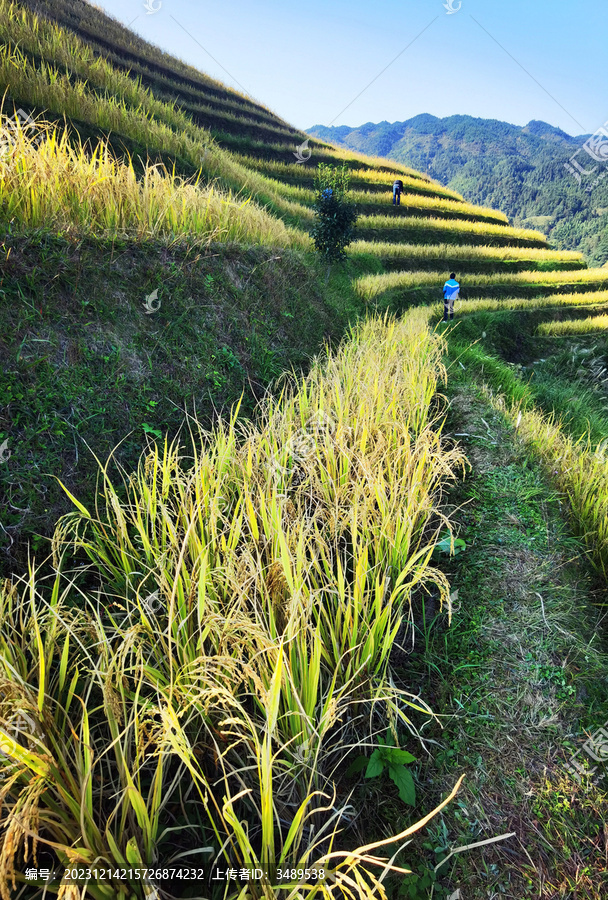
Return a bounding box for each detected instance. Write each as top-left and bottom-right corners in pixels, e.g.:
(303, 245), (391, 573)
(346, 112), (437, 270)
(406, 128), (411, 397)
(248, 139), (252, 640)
(308, 114), (608, 262)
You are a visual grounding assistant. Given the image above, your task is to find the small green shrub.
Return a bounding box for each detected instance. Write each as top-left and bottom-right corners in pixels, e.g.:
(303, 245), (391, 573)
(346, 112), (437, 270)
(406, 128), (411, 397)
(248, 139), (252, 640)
(310, 162), (358, 263)
(347, 728), (417, 806)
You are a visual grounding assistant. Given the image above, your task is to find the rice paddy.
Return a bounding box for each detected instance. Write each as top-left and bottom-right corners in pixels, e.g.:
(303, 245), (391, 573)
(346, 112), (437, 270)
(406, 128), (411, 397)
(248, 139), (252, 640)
(2, 2), (608, 898)
(355, 214), (548, 248)
(348, 239), (585, 270)
(0, 121), (309, 246)
(231, 156), (462, 199)
(347, 192), (509, 224)
(432, 288), (608, 317)
(1, 313), (466, 899)
(537, 313), (608, 335)
(355, 267), (608, 301)
(492, 388), (608, 579)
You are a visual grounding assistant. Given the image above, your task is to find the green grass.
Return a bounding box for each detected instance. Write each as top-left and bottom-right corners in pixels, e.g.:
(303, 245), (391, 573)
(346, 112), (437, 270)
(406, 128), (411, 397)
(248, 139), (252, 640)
(445, 335), (608, 445)
(443, 333), (608, 578)
(405, 378), (608, 898)
(0, 230), (380, 578)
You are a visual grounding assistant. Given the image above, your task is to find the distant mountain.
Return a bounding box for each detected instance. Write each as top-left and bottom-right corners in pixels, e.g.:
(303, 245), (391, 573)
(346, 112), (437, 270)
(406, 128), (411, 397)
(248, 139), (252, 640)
(308, 115), (608, 263)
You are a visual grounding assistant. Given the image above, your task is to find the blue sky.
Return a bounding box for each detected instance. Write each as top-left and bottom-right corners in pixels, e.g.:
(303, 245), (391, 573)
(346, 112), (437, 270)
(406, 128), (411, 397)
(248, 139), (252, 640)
(99, 0), (606, 137)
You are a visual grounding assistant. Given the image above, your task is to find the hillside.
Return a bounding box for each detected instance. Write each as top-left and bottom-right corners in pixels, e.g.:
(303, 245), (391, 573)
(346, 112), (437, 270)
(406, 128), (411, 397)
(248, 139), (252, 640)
(1, 2), (608, 900)
(308, 114), (608, 262)
(0, 0), (546, 577)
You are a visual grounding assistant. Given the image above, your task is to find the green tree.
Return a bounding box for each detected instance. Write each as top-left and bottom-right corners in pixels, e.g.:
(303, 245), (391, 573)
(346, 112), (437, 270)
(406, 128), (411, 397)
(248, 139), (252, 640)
(311, 163), (358, 269)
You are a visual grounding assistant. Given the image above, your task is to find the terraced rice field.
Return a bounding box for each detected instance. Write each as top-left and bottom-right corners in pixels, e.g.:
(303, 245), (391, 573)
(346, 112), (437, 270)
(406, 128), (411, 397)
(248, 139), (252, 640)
(2, 2), (608, 899)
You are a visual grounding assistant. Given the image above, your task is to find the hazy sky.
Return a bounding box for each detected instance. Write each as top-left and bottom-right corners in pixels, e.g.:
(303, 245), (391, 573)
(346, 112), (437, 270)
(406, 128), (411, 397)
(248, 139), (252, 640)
(98, 0), (606, 137)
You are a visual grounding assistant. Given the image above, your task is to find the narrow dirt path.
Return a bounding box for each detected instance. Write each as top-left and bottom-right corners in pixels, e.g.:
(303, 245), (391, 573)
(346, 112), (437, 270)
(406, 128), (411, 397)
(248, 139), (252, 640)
(406, 373), (608, 900)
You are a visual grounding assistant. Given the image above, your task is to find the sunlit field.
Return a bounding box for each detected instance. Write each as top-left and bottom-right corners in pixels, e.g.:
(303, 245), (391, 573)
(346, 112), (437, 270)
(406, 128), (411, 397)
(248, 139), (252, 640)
(0, 122), (308, 246)
(354, 267), (608, 300)
(2, 3), (608, 897)
(2, 313), (465, 898)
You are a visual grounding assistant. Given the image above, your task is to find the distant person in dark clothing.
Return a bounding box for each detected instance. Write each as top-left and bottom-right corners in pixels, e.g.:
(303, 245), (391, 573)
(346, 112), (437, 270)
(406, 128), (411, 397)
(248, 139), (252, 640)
(393, 179), (403, 205)
(443, 273), (460, 321)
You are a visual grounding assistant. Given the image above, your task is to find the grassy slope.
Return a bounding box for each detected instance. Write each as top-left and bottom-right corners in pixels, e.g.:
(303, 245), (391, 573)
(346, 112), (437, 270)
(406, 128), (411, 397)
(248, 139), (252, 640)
(0, 0), (545, 576)
(413, 382), (608, 898)
(0, 231), (381, 576)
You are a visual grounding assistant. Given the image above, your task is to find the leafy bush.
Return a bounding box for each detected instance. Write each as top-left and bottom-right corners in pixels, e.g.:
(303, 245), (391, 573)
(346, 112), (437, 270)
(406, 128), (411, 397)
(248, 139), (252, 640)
(310, 163), (358, 263)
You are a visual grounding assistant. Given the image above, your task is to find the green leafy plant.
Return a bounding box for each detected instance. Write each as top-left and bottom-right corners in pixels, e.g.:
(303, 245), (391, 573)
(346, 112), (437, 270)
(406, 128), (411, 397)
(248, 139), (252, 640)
(538, 664), (577, 699)
(433, 531), (467, 558)
(398, 862), (448, 899)
(347, 728), (417, 806)
(311, 163), (358, 264)
(422, 816), (452, 876)
(142, 422), (162, 438)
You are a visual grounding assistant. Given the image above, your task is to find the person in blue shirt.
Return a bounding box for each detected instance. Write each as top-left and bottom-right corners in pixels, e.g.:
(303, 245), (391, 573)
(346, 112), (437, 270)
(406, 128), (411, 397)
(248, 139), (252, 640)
(393, 180), (403, 205)
(443, 273), (460, 322)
